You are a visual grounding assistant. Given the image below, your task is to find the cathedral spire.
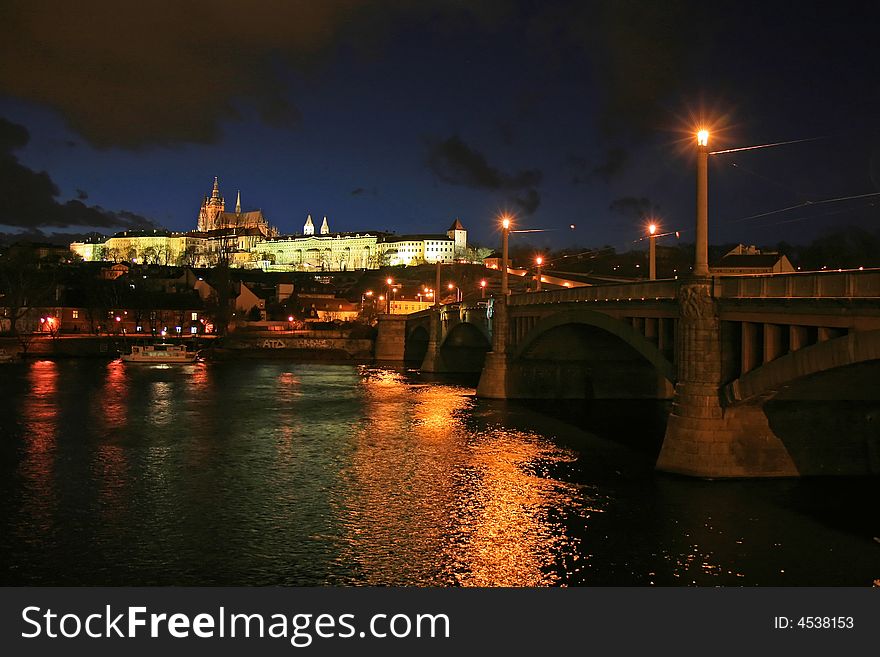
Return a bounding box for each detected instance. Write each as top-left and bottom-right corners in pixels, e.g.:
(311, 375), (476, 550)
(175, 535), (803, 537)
(235, 190), (241, 213)
(211, 176), (221, 199)
(303, 214), (315, 236)
(320, 216), (330, 235)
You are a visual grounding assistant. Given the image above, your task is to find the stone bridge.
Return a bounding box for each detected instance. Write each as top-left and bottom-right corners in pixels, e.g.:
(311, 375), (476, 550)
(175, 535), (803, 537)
(375, 269), (880, 478)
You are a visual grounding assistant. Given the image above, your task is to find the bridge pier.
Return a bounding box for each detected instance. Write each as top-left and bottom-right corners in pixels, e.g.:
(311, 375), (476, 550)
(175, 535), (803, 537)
(420, 312), (445, 372)
(374, 313), (408, 362)
(656, 278), (798, 477)
(476, 299), (509, 398)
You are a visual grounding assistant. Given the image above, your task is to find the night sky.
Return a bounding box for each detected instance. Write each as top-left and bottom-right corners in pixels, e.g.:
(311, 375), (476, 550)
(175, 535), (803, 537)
(1, 0), (879, 251)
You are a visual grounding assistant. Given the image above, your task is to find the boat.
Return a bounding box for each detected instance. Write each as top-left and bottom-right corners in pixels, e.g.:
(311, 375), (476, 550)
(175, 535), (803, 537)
(121, 343), (199, 363)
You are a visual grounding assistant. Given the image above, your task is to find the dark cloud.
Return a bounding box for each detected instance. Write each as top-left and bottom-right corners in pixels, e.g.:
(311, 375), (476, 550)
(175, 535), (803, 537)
(568, 148), (629, 184)
(0, 1), (466, 149)
(257, 92), (303, 128)
(589, 148), (628, 182)
(0, 117), (156, 230)
(512, 189), (541, 215)
(0, 228), (106, 246)
(425, 134), (542, 190)
(609, 196), (660, 220)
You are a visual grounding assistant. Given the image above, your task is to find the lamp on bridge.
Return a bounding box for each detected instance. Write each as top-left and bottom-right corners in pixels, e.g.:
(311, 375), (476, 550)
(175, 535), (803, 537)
(447, 282), (461, 303)
(500, 214), (512, 297)
(480, 279), (487, 298)
(695, 129), (710, 277)
(648, 222), (658, 280)
(535, 256), (543, 291)
(385, 277), (393, 314)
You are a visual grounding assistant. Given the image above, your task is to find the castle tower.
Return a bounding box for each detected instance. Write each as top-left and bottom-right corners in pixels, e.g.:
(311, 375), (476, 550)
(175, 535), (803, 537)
(320, 216), (330, 235)
(197, 176), (225, 231)
(303, 214), (315, 236)
(447, 218), (467, 258)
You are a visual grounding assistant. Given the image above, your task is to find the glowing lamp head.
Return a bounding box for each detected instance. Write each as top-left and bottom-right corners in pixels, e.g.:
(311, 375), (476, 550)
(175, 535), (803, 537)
(480, 280), (487, 288)
(535, 256), (543, 266)
(501, 216), (511, 230)
(648, 223), (657, 235)
(288, 316), (294, 322)
(447, 283), (454, 290)
(386, 277), (393, 285)
(697, 129), (709, 146)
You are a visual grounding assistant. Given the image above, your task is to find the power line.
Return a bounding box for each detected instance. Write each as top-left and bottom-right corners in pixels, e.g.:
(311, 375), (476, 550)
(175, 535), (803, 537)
(710, 136), (827, 155)
(727, 191), (880, 224)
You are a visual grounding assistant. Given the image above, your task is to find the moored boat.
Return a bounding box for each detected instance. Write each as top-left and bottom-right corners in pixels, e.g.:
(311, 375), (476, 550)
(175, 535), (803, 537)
(121, 343), (199, 363)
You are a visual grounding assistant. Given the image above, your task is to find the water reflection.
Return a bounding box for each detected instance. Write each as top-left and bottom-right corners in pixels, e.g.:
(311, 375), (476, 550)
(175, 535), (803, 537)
(338, 369), (592, 586)
(0, 360), (877, 586)
(17, 360), (60, 539)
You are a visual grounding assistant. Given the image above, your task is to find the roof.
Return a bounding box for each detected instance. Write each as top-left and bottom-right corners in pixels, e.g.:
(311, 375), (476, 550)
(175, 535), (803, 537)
(713, 254), (786, 268)
(448, 218), (466, 231)
(218, 210), (265, 221)
(269, 232), (381, 241)
(189, 227), (266, 238)
(110, 229), (173, 238)
(380, 234), (452, 243)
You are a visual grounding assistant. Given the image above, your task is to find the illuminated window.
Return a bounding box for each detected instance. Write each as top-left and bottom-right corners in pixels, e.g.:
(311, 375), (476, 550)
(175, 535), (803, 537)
(191, 312), (198, 321)
(190, 326), (198, 334)
(72, 310), (79, 319)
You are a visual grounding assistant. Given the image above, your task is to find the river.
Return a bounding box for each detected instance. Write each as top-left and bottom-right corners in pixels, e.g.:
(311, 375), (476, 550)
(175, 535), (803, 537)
(0, 359), (876, 586)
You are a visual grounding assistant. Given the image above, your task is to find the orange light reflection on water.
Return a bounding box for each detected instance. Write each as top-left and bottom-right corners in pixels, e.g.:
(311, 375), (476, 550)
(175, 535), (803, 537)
(338, 369), (587, 586)
(18, 360), (60, 533)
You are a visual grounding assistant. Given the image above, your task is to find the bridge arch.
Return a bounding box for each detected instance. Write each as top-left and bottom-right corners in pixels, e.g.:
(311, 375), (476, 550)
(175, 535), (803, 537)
(436, 320), (492, 372)
(512, 308), (675, 383)
(404, 324), (429, 364)
(722, 329), (880, 404)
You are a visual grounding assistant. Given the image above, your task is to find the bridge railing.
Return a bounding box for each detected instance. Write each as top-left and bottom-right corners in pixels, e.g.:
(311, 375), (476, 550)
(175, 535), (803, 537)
(508, 279), (678, 305)
(717, 269), (880, 299)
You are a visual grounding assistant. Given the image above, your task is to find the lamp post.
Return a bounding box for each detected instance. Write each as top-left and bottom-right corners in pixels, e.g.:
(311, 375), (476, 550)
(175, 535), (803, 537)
(434, 260), (441, 308)
(385, 277), (393, 314)
(480, 279), (487, 298)
(648, 223), (657, 280)
(535, 256), (543, 291)
(695, 129), (710, 276)
(500, 215), (511, 296)
(447, 282), (461, 303)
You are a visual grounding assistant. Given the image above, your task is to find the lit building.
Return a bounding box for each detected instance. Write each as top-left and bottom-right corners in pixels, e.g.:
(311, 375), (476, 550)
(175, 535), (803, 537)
(197, 177), (278, 237)
(70, 179), (467, 271)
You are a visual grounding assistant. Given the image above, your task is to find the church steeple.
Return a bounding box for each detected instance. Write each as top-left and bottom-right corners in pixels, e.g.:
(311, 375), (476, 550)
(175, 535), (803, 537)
(235, 190), (241, 213)
(320, 216), (330, 235)
(303, 214), (315, 236)
(211, 176), (221, 200)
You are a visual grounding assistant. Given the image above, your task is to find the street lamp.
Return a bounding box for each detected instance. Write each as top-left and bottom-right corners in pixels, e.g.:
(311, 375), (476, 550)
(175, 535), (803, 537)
(534, 256), (543, 291)
(695, 129), (709, 276)
(447, 282), (461, 303)
(480, 279), (487, 298)
(500, 214), (511, 296)
(385, 277), (393, 314)
(648, 222), (657, 280)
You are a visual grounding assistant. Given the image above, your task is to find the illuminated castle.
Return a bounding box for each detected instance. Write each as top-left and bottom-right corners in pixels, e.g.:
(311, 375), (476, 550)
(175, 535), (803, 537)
(196, 177), (278, 237)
